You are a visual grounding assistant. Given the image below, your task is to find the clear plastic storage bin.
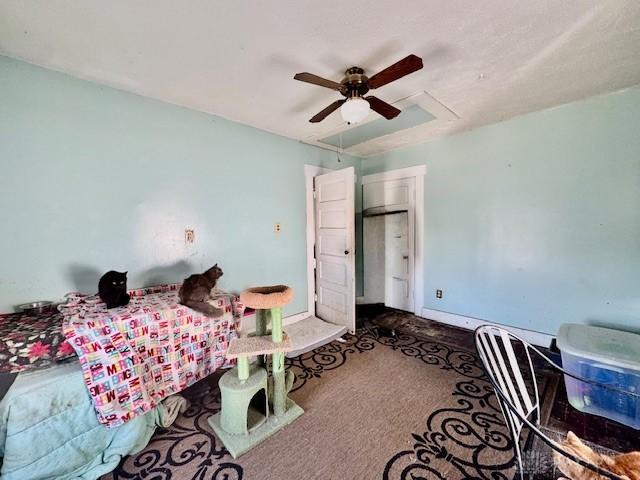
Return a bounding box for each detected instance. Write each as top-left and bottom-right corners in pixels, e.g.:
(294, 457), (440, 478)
(557, 323), (640, 429)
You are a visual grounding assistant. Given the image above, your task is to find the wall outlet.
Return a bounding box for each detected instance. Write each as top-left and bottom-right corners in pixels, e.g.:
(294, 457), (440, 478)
(436, 289), (443, 299)
(274, 223), (282, 233)
(185, 229), (195, 244)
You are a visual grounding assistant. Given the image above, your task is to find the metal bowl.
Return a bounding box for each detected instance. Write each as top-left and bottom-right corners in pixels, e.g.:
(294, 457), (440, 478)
(17, 301), (54, 314)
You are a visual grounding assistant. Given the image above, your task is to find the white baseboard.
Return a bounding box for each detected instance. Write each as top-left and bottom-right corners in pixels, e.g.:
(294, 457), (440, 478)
(239, 310), (310, 335)
(356, 296), (366, 305)
(420, 307), (554, 348)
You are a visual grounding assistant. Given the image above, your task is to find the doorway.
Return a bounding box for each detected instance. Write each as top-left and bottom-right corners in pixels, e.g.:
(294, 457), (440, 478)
(294, 164), (424, 356)
(361, 166), (425, 315)
(283, 165), (355, 358)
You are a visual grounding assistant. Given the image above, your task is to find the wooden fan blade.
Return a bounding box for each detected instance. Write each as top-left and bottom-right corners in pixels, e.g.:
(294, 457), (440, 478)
(294, 72), (345, 92)
(309, 99), (346, 123)
(368, 54), (423, 89)
(365, 96), (401, 120)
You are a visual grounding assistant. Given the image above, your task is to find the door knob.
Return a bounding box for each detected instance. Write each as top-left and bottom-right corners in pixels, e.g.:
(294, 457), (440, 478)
(344, 250), (350, 255)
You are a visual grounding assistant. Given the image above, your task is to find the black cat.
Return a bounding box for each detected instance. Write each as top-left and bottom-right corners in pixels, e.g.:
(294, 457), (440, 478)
(179, 264), (224, 317)
(98, 271), (131, 309)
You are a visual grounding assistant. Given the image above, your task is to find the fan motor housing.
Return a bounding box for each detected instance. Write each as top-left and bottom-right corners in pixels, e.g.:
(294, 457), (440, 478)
(341, 67), (370, 97)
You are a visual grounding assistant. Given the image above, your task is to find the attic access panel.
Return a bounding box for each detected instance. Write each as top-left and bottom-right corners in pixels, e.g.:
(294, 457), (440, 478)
(318, 104), (435, 149)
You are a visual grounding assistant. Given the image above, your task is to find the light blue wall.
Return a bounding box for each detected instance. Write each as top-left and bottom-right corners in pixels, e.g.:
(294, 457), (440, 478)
(0, 56), (360, 315)
(3, 54), (637, 332)
(362, 88), (640, 335)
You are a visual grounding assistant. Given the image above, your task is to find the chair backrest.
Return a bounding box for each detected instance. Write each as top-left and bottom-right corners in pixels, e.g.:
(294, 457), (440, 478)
(474, 324), (540, 441)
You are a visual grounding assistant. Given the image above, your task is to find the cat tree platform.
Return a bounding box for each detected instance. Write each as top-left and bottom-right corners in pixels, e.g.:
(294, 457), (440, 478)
(239, 285), (293, 309)
(226, 333), (292, 358)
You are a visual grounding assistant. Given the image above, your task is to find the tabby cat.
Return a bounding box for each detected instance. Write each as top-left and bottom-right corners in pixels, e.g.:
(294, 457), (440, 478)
(98, 270), (131, 309)
(554, 431), (640, 480)
(178, 264), (224, 317)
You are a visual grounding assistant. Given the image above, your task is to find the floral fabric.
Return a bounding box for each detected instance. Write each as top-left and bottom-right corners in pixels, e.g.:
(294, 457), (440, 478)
(0, 309), (76, 374)
(61, 284), (244, 428)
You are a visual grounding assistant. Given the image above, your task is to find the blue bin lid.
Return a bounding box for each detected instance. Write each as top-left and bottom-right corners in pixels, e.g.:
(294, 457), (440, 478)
(557, 323), (640, 372)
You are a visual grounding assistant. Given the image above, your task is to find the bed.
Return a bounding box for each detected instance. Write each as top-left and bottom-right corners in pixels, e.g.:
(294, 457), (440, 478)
(0, 284), (244, 479)
(0, 361), (167, 480)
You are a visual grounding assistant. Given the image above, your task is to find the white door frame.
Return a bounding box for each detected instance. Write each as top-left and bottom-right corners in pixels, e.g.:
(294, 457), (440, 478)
(304, 164), (333, 317)
(362, 165), (426, 315)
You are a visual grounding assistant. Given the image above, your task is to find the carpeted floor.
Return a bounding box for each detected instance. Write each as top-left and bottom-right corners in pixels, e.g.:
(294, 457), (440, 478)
(103, 318), (524, 480)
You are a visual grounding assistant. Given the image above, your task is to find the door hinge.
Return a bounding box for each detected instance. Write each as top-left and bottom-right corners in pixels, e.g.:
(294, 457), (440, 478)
(313, 258), (317, 268)
(314, 293), (318, 302)
(313, 189), (317, 199)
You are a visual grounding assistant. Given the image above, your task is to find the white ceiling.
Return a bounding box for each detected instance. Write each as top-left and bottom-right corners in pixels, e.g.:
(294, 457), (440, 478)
(1, 0), (639, 157)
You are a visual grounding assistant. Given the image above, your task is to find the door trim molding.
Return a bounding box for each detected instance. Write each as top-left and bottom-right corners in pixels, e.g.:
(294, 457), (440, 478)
(362, 165), (426, 316)
(361, 165), (427, 184)
(420, 308), (554, 348)
(304, 164), (333, 317)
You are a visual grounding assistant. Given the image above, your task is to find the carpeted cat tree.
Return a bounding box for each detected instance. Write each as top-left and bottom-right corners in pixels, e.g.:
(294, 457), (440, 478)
(208, 285), (303, 458)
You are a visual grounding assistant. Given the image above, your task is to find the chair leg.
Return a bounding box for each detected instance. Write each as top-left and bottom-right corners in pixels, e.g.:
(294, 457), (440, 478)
(515, 444), (525, 480)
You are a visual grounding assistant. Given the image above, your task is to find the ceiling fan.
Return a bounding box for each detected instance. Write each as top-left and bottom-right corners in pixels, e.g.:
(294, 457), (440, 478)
(294, 54), (423, 124)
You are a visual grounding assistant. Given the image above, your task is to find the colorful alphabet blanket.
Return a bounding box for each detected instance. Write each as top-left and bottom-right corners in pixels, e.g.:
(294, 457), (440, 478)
(61, 284), (244, 428)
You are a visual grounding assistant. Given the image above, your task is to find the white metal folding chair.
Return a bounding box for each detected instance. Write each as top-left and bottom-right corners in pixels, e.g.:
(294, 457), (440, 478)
(474, 324), (628, 480)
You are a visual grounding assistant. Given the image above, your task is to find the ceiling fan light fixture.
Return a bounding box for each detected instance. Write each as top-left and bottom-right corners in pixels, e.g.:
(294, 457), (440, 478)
(340, 97), (370, 124)
(295, 54), (422, 123)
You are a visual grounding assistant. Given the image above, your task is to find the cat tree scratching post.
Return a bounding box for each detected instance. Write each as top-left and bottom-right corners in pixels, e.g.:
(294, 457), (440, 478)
(208, 285), (303, 458)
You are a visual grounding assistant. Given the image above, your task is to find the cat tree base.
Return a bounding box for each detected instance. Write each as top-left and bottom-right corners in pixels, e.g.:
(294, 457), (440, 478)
(208, 398), (303, 459)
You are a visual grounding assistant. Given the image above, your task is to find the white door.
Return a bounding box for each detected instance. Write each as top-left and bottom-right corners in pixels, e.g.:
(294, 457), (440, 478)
(314, 167), (356, 333)
(385, 212), (414, 312)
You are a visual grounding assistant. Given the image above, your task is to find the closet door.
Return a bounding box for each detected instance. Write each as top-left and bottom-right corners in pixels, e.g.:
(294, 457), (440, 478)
(385, 211), (413, 312)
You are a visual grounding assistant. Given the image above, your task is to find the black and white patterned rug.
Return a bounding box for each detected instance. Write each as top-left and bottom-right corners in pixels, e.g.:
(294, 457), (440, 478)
(104, 324), (552, 480)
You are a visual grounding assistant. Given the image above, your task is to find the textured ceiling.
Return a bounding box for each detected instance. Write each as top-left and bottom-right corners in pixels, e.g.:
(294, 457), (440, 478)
(1, 0), (639, 157)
